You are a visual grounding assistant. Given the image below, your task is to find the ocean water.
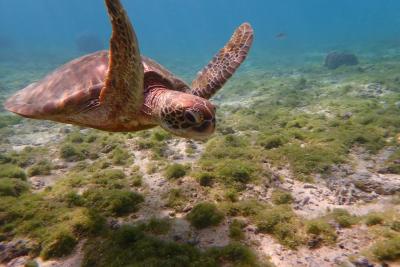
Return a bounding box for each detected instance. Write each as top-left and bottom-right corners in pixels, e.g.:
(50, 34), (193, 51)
(2, 1), (400, 266)
(1, 0), (400, 70)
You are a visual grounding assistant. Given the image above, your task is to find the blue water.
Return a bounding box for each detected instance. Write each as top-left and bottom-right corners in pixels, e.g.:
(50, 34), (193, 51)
(1, 0), (400, 68)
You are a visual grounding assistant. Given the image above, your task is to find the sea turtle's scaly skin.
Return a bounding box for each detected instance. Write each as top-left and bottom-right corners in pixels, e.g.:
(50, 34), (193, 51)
(100, 0), (144, 117)
(4, 0), (254, 139)
(4, 51), (192, 132)
(190, 23), (254, 99)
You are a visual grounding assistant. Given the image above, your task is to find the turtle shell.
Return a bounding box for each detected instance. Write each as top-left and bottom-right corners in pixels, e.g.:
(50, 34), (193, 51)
(4, 51), (190, 119)
(142, 56), (190, 92)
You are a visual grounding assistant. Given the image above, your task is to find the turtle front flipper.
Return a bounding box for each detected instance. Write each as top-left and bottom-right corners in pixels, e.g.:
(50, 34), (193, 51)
(190, 23), (254, 99)
(100, 0), (144, 114)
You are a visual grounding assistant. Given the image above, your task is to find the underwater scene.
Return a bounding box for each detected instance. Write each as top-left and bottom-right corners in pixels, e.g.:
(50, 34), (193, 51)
(1, 0), (400, 266)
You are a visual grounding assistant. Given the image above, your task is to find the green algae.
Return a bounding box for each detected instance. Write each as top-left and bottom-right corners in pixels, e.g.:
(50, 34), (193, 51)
(27, 160), (53, 177)
(2, 47), (400, 265)
(0, 115), (22, 129)
(330, 208), (359, 228)
(0, 164), (26, 180)
(0, 178), (29, 197)
(164, 188), (188, 211)
(82, 189), (143, 216)
(372, 236), (400, 261)
(271, 189), (294, 205)
(229, 219), (246, 241)
(305, 219), (337, 246)
(83, 225), (263, 267)
(164, 163), (187, 179)
(186, 202), (224, 229)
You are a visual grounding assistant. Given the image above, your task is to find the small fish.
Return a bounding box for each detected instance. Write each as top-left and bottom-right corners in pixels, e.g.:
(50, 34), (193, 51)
(275, 32), (287, 40)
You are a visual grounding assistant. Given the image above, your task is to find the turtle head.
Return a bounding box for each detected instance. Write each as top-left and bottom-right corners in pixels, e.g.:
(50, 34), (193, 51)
(158, 93), (216, 139)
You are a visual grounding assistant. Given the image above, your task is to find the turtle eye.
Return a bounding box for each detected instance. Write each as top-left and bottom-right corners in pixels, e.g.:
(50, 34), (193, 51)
(184, 110), (200, 124)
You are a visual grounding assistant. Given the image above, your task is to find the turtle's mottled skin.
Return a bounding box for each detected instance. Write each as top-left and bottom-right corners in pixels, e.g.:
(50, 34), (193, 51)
(4, 0), (254, 139)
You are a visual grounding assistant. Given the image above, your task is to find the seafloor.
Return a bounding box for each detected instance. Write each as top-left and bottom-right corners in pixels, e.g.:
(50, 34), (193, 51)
(0, 48), (400, 267)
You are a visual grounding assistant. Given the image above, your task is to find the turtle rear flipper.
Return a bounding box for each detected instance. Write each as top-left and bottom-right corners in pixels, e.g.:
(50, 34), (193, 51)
(100, 0), (144, 114)
(190, 23), (254, 99)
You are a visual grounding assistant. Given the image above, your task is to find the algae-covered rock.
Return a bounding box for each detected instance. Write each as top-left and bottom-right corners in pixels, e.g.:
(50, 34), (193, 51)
(0, 239), (36, 263)
(325, 52), (359, 69)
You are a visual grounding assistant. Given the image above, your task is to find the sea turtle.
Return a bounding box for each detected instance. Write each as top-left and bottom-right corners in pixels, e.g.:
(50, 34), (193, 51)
(4, 0), (254, 139)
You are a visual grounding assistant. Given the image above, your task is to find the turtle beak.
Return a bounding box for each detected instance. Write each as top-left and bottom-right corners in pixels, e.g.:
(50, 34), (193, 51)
(191, 117), (216, 140)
